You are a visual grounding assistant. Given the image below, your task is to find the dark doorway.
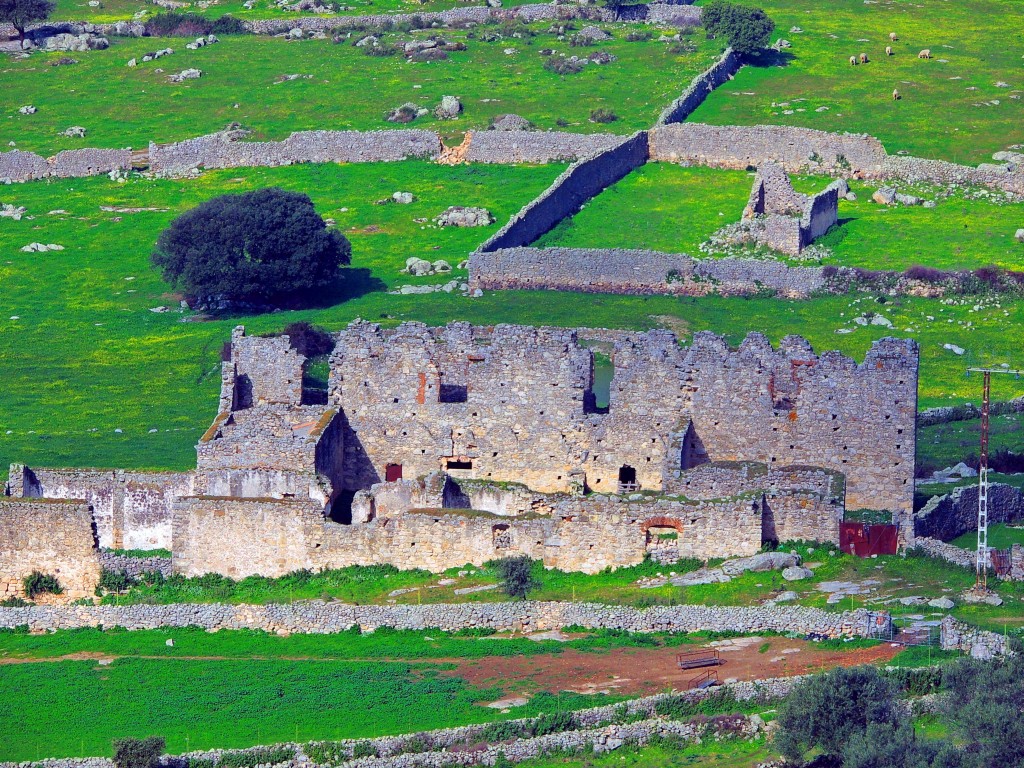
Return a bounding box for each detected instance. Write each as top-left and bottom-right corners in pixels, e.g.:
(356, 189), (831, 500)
(618, 465), (638, 492)
(447, 459), (473, 470)
(385, 463), (403, 482)
(439, 384), (468, 403)
(328, 490), (356, 525)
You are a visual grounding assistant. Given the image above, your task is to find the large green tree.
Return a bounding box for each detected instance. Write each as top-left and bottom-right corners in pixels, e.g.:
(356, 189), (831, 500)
(701, 0), (775, 55)
(0, 0), (55, 41)
(152, 188), (351, 310)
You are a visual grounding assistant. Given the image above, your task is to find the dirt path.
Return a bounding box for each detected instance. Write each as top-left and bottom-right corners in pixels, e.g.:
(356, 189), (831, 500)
(445, 637), (902, 699)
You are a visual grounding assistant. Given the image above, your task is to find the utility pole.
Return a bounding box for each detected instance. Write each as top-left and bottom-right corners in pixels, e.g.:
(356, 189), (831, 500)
(966, 367), (1024, 594)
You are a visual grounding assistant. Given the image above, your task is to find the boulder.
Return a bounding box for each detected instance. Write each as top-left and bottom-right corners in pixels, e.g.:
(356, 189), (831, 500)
(18, 105), (36, 115)
(435, 95), (463, 120)
(435, 206), (493, 227)
(720, 551), (799, 576)
(578, 25), (611, 41)
(774, 590), (799, 602)
(895, 192), (923, 206)
(831, 178), (850, 196)
(288, 28), (304, 38)
(432, 259), (452, 273)
(387, 103), (424, 123)
(62, 126), (87, 138)
(407, 258), (433, 276)
(392, 191), (415, 204)
(169, 68), (202, 82)
(872, 187), (897, 205)
(928, 597), (955, 609)
(1015, 228), (1024, 243)
(490, 113), (532, 131)
(781, 566), (814, 581)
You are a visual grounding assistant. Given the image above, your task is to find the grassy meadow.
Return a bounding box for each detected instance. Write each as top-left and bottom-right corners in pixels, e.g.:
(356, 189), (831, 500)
(1, 25), (720, 154)
(689, 0), (1024, 165)
(537, 163), (1024, 272)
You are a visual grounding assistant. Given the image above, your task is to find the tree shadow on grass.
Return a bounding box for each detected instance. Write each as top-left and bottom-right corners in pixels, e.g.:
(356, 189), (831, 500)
(744, 49), (795, 68)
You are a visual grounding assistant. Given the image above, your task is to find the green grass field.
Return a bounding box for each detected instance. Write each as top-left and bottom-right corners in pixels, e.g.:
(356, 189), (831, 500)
(917, 414), (1024, 471)
(536, 163), (1024, 271)
(0, 656), (616, 760)
(2, 26), (720, 154)
(689, 0), (1024, 165)
(952, 523), (1024, 551)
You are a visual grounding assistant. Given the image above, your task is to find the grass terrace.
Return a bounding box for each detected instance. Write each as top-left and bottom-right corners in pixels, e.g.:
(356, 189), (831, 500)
(535, 163), (1024, 272)
(689, 0), (1024, 165)
(2, 24), (722, 154)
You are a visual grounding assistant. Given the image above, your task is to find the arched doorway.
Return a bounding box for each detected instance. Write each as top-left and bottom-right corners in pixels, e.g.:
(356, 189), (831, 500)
(641, 517), (684, 563)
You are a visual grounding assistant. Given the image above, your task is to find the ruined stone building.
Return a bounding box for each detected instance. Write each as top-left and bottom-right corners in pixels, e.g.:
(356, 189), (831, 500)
(3, 322), (918, 594)
(740, 162), (841, 256)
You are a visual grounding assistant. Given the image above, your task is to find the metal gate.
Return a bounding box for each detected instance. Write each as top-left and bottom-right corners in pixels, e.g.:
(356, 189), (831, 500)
(840, 522), (899, 557)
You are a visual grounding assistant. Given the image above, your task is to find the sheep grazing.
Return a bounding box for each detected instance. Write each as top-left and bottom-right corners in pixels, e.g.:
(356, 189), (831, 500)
(886, 46), (893, 56)
(850, 55), (858, 65)
(859, 52), (869, 63)
(918, 49), (931, 58)
(893, 88), (901, 100)
(889, 32), (898, 41)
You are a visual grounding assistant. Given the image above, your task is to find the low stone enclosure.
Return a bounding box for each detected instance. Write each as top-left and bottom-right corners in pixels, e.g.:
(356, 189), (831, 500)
(2, 321), (918, 590)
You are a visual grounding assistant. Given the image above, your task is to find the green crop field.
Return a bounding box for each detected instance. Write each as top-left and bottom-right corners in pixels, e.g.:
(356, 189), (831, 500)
(537, 163), (1024, 272)
(689, 0), (1024, 165)
(2, 25), (720, 154)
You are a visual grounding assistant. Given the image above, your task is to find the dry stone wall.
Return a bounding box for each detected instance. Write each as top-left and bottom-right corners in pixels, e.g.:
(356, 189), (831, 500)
(657, 48), (742, 125)
(0, 499), (101, 601)
(463, 131), (625, 164)
(149, 130), (441, 175)
(913, 483), (1024, 542)
(468, 246), (831, 297)
(0, 148), (131, 182)
(6, 464), (192, 550)
(479, 132), (649, 251)
(0, 599), (873, 636)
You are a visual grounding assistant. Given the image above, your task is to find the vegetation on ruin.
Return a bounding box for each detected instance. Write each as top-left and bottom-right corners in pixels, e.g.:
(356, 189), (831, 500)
(493, 554), (540, 598)
(152, 188), (352, 308)
(688, 0), (1024, 165)
(536, 163), (1024, 272)
(0, 23), (722, 154)
(22, 570), (63, 598)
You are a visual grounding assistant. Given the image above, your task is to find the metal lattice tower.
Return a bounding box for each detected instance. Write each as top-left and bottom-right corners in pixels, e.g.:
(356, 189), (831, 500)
(967, 367), (1024, 592)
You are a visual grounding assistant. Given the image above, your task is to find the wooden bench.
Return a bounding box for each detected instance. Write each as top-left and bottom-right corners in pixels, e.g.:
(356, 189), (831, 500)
(676, 649), (721, 670)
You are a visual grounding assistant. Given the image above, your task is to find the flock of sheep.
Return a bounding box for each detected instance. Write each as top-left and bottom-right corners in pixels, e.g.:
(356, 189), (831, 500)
(846, 32), (932, 101)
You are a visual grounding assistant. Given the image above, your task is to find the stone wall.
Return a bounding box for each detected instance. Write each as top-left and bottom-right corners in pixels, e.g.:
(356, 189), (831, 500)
(0, 498), (101, 601)
(649, 123), (888, 176)
(940, 615), (1012, 658)
(884, 155), (1024, 197)
(328, 322), (916, 515)
(657, 48), (742, 125)
(0, 148), (131, 182)
(98, 551), (172, 578)
(478, 132), (649, 251)
(0, 599), (872, 637)
(467, 246), (831, 297)
(913, 483), (1024, 542)
(463, 131), (626, 164)
(148, 130), (442, 175)
(6, 464), (193, 550)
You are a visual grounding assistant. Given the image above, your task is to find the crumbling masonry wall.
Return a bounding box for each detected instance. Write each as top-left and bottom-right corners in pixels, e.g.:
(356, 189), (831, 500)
(6, 464), (192, 550)
(0, 498), (101, 601)
(741, 163), (840, 256)
(329, 322), (917, 515)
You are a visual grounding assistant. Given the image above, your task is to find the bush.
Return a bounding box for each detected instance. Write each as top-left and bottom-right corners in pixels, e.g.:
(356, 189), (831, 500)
(145, 11), (211, 36)
(23, 571), (62, 598)
(589, 108), (618, 123)
(701, 0), (774, 54)
(775, 666), (898, 763)
(151, 188), (351, 309)
(0, 597), (30, 607)
(283, 322), (335, 357)
(543, 57), (584, 75)
(218, 746), (296, 768)
(0, 0), (55, 40)
(210, 14), (248, 34)
(492, 555), (538, 599)
(112, 737), (166, 768)
(625, 30), (652, 42)
(99, 569), (137, 594)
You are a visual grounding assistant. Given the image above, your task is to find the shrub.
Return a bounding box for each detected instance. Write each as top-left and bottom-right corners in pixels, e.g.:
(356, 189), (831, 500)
(905, 264), (951, 282)
(0, 0), (53, 40)
(210, 14), (248, 34)
(99, 569), (137, 594)
(151, 188), (351, 309)
(283, 322), (335, 357)
(625, 30), (652, 42)
(775, 666), (898, 763)
(589, 108), (618, 123)
(667, 40), (697, 55)
(492, 555), (538, 598)
(543, 57), (584, 75)
(218, 747), (295, 768)
(145, 11), (210, 36)
(113, 737), (166, 768)
(0, 597), (30, 607)
(701, 0), (774, 54)
(23, 571), (62, 598)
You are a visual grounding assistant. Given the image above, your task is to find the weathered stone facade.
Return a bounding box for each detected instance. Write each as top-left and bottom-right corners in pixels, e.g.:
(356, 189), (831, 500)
(6, 322), (915, 578)
(0, 498), (101, 601)
(5, 464), (192, 549)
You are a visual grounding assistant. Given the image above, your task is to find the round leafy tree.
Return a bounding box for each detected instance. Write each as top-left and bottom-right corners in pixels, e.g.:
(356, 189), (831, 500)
(152, 188), (351, 309)
(701, 0), (775, 55)
(0, 0), (54, 41)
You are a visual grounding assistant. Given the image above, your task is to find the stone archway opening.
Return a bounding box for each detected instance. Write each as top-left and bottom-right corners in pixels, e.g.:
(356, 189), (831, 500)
(641, 517), (684, 563)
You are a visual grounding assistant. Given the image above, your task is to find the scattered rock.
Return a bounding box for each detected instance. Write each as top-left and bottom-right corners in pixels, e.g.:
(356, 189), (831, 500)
(62, 126), (87, 138)
(895, 192), (923, 206)
(782, 566), (814, 581)
(489, 113), (532, 131)
(872, 187), (897, 205)
(435, 206), (493, 227)
(1, 203), (26, 220)
(928, 597), (955, 609)
(387, 103), (427, 123)
(577, 25), (611, 41)
(18, 105), (36, 115)
(943, 343), (965, 356)
(774, 591), (799, 602)
(20, 242), (64, 252)
(169, 68), (202, 82)
(392, 191), (415, 204)
(1015, 228), (1024, 243)
(721, 551), (799, 576)
(434, 95), (463, 120)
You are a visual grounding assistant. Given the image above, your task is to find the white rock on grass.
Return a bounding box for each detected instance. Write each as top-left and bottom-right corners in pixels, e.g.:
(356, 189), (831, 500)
(435, 206), (493, 227)
(18, 105), (36, 115)
(943, 343), (965, 355)
(392, 191), (415, 204)
(168, 68), (202, 82)
(21, 242), (64, 252)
